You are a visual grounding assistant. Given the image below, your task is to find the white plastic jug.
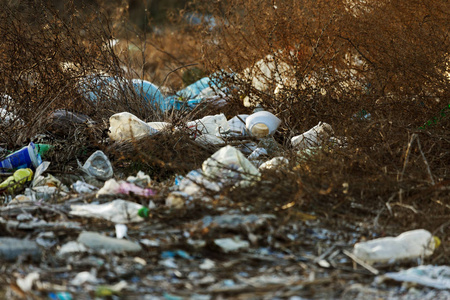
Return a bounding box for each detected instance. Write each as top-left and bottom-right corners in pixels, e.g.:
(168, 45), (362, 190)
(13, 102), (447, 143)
(353, 229), (438, 264)
(291, 122), (333, 149)
(245, 111), (281, 138)
(109, 112), (158, 142)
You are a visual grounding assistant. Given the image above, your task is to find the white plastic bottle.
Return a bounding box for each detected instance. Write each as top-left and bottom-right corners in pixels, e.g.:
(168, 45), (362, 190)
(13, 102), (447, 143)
(353, 229), (439, 264)
(245, 111), (281, 138)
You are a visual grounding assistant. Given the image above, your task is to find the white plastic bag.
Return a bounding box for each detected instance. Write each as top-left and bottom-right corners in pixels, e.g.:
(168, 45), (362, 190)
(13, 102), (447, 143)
(353, 229), (438, 264)
(202, 145), (260, 185)
(187, 113), (230, 135)
(109, 112), (158, 142)
(70, 199), (145, 223)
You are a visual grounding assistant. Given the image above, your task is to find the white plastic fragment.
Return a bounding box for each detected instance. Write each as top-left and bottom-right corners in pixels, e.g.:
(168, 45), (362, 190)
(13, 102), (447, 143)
(248, 147), (268, 160)
(214, 237), (250, 253)
(72, 180), (98, 194)
(16, 272), (40, 292)
(178, 170), (222, 197)
(57, 241), (88, 257)
(353, 229), (437, 264)
(195, 134), (224, 145)
(96, 178), (155, 197)
(115, 224), (128, 239)
(259, 157), (289, 170)
(228, 114), (249, 135)
(375, 265), (450, 290)
(70, 271), (98, 286)
(202, 145), (261, 186)
(199, 259), (216, 270)
(70, 199), (145, 223)
(147, 121), (171, 131)
(166, 192), (187, 209)
(291, 122), (334, 150)
(187, 113), (230, 135)
(109, 112), (158, 142)
(77, 231), (142, 253)
(126, 171), (152, 186)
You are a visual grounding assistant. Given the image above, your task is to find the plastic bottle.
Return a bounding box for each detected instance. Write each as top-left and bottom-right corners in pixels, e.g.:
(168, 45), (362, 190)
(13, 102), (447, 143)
(353, 229), (439, 264)
(245, 111), (281, 138)
(81, 150), (114, 181)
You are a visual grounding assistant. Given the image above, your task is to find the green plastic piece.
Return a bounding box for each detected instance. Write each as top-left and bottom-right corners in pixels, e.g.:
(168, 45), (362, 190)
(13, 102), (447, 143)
(138, 207), (150, 218)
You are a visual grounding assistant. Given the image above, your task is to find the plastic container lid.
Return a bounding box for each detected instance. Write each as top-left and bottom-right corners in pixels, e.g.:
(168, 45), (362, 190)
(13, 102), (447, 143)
(251, 123), (270, 137)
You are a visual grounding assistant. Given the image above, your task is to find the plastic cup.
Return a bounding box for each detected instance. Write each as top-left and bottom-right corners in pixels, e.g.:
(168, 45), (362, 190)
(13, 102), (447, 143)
(245, 111), (281, 138)
(0, 143), (42, 171)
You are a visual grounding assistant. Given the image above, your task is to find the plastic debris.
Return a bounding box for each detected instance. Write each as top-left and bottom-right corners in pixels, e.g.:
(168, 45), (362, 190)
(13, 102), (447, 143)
(81, 150), (114, 180)
(259, 157), (289, 170)
(109, 112), (159, 142)
(97, 178), (155, 197)
(187, 113), (230, 136)
(291, 122), (334, 150)
(70, 199), (145, 223)
(0, 142), (42, 171)
(77, 231), (142, 253)
(126, 171), (152, 187)
(115, 224), (128, 239)
(375, 265), (450, 290)
(202, 145), (261, 185)
(214, 237), (250, 253)
(16, 272), (40, 292)
(353, 229), (439, 264)
(71, 180), (98, 194)
(70, 271), (98, 285)
(0, 237), (41, 261)
(228, 114), (249, 135)
(57, 241), (88, 257)
(245, 111), (281, 138)
(0, 168), (33, 193)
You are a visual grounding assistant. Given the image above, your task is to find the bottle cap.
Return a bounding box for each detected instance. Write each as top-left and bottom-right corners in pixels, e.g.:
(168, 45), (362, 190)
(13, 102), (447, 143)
(433, 236), (441, 248)
(251, 123), (270, 137)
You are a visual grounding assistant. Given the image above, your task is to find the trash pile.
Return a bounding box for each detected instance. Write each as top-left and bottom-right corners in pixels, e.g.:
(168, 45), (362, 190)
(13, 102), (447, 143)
(0, 73), (448, 300)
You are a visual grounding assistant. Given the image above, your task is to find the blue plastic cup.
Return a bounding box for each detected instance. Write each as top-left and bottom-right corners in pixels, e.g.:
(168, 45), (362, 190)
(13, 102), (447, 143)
(0, 142), (42, 171)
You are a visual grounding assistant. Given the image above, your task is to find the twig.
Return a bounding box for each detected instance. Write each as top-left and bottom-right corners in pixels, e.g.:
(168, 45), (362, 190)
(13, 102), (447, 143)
(342, 249), (379, 275)
(160, 63), (199, 88)
(415, 135), (435, 185)
(399, 133), (417, 182)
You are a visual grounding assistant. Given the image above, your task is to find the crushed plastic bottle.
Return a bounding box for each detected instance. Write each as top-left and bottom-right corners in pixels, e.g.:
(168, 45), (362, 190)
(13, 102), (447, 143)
(81, 150), (114, 181)
(353, 229), (440, 265)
